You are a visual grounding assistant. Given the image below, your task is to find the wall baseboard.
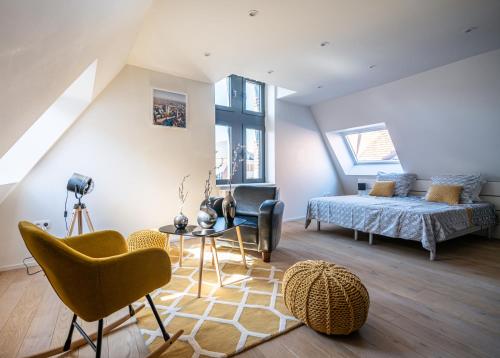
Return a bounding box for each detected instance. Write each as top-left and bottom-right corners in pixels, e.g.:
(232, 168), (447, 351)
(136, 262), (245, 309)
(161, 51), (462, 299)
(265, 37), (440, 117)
(283, 216), (305, 222)
(0, 262), (38, 272)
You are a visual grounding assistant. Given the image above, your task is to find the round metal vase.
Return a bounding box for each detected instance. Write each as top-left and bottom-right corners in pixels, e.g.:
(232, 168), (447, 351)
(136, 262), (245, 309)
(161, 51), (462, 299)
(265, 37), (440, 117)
(222, 191), (236, 225)
(174, 213), (189, 230)
(200, 196), (217, 210)
(197, 205), (217, 229)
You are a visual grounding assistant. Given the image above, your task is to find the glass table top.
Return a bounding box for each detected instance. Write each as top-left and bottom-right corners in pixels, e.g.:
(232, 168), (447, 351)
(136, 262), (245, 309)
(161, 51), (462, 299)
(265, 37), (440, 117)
(159, 217), (246, 237)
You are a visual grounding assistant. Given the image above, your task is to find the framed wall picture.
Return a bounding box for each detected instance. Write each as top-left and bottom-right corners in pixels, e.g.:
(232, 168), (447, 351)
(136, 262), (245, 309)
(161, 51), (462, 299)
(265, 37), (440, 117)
(152, 88), (187, 128)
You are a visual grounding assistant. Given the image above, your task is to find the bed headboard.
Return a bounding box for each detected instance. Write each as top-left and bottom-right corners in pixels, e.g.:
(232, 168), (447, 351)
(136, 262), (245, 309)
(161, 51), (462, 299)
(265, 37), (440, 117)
(358, 178), (500, 238)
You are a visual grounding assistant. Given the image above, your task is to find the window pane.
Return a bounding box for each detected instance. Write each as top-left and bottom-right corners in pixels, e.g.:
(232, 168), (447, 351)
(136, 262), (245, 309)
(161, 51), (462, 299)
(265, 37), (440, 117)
(245, 80), (262, 112)
(245, 128), (263, 179)
(215, 77), (230, 107)
(345, 129), (398, 163)
(215, 125), (231, 180)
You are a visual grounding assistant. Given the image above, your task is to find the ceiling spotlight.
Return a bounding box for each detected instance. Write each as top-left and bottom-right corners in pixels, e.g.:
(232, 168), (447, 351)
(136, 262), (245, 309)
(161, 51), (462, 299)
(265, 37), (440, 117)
(267, 70), (274, 74)
(320, 41), (330, 47)
(248, 9), (259, 17)
(369, 64), (376, 69)
(317, 85), (323, 89)
(464, 26), (478, 34)
(204, 52), (211, 57)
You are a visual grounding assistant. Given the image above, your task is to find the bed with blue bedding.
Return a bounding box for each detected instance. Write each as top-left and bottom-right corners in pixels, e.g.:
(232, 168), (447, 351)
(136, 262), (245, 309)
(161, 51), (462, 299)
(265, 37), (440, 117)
(305, 195), (497, 260)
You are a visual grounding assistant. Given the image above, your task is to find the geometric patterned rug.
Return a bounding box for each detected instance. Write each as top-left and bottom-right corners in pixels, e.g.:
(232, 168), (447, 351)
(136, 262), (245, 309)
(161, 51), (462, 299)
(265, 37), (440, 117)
(135, 245), (302, 357)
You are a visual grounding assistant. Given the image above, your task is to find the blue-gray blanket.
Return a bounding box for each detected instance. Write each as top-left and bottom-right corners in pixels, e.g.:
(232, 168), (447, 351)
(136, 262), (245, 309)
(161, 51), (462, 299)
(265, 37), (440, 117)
(306, 195), (496, 256)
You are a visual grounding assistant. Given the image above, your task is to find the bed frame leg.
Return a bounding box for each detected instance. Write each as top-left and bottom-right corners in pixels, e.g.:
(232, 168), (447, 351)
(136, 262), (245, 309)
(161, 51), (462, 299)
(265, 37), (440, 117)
(354, 230), (358, 241)
(369, 232), (373, 245)
(488, 226), (492, 239)
(430, 251), (436, 261)
(317, 221), (321, 231)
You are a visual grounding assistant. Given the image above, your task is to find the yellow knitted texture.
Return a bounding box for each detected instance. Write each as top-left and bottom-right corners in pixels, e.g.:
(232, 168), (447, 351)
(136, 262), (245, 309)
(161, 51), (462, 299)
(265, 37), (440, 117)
(282, 260), (369, 335)
(127, 230), (168, 252)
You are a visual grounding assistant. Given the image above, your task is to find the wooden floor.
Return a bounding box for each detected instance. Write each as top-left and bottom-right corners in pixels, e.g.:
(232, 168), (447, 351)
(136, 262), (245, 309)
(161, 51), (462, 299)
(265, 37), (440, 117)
(1, 220), (499, 357)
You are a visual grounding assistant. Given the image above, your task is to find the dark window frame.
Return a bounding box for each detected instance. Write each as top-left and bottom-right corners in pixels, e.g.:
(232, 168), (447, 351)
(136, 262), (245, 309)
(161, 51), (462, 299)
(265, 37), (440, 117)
(243, 78), (265, 116)
(215, 77), (234, 112)
(215, 75), (266, 185)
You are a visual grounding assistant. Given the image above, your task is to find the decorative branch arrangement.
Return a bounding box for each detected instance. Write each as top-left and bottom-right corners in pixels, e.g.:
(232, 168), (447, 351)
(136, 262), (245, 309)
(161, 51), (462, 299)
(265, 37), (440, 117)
(203, 170), (213, 202)
(178, 174), (190, 213)
(229, 144), (246, 192)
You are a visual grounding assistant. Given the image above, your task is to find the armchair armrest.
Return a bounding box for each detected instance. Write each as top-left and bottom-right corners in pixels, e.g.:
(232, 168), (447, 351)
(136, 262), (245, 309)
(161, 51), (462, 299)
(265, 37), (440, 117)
(258, 200), (285, 252)
(97, 248), (171, 316)
(64, 230), (128, 258)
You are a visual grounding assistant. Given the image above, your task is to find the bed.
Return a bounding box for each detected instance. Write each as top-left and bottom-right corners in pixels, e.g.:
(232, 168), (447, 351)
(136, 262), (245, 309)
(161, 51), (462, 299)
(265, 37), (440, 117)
(305, 195), (497, 260)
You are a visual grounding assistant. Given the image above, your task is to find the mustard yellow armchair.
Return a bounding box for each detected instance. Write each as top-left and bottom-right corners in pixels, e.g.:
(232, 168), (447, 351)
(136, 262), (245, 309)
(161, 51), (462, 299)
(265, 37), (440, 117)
(18, 221), (182, 358)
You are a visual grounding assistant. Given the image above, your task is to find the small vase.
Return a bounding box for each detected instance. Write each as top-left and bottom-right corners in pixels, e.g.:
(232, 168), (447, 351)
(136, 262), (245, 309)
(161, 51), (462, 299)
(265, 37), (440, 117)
(197, 205), (217, 229)
(174, 213), (188, 230)
(222, 191), (236, 225)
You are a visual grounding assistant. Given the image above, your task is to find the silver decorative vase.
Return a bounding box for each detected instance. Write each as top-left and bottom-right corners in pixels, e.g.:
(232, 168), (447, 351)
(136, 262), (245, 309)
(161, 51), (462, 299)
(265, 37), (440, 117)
(174, 213), (188, 230)
(222, 191), (236, 225)
(197, 205), (217, 229)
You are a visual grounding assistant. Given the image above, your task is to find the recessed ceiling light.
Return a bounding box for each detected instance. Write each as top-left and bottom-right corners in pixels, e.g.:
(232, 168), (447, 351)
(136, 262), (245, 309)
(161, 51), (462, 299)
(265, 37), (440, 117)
(248, 9), (259, 17)
(204, 52), (211, 57)
(464, 26), (478, 34)
(317, 85), (323, 89)
(267, 70), (274, 74)
(320, 41), (330, 47)
(369, 64), (376, 69)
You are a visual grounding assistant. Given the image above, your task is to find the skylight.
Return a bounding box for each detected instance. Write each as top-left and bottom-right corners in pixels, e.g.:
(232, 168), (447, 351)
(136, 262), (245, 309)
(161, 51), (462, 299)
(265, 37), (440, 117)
(0, 60), (97, 186)
(326, 123), (402, 175)
(343, 127), (399, 164)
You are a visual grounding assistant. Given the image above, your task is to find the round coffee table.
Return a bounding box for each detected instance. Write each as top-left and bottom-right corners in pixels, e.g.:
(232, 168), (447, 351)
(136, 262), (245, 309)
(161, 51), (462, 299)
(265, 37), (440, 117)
(159, 217), (247, 297)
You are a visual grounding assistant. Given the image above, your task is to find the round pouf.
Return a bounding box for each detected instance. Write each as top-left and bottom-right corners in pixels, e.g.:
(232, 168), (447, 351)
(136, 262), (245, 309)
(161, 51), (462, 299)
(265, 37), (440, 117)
(127, 230), (168, 252)
(282, 260), (369, 335)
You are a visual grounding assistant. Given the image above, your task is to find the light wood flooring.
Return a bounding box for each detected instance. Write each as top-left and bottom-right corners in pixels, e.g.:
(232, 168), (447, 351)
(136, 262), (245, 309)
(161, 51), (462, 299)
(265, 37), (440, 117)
(1, 220), (499, 357)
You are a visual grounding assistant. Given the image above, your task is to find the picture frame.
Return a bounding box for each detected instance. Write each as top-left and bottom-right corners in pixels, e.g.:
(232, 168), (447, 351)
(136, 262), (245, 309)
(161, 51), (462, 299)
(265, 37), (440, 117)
(152, 88), (187, 128)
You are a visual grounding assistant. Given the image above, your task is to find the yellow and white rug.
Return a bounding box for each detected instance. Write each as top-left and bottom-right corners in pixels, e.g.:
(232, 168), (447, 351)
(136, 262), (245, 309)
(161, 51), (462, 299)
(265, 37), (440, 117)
(135, 246), (302, 357)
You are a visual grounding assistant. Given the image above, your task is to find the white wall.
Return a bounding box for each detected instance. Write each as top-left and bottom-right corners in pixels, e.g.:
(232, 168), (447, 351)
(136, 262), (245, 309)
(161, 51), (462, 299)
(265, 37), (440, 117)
(0, 65), (215, 270)
(311, 49), (500, 193)
(275, 100), (342, 220)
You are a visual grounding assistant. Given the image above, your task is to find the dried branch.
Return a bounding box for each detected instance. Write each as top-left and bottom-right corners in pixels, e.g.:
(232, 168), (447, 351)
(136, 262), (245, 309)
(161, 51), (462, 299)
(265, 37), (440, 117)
(229, 144), (246, 191)
(204, 170), (213, 201)
(178, 174), (190, 213)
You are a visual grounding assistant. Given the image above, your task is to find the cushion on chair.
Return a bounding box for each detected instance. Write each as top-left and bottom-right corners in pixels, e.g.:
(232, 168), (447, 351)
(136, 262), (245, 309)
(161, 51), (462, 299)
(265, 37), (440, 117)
(282, 260), (369, 335)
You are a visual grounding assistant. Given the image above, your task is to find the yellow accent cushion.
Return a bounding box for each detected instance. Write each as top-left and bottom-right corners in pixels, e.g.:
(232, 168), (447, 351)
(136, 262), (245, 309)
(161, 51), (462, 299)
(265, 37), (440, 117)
(425, 184), (463, 205)
(369, 181), (395, 197)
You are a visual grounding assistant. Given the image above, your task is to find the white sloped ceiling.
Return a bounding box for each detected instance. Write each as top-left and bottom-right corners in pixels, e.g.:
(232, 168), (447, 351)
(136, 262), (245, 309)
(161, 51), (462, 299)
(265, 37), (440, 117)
(0, 0), (152, 158)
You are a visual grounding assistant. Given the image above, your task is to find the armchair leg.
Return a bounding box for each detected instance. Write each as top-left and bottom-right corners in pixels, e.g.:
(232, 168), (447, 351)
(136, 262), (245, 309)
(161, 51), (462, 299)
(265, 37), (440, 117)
(63, 314), (77, 351)
(146, 294), (170, 341)
(144, 294), (184, 358)
(23, 304), (146, 358)
(262, 251), (271, 263)
(95, 319), (104, 358)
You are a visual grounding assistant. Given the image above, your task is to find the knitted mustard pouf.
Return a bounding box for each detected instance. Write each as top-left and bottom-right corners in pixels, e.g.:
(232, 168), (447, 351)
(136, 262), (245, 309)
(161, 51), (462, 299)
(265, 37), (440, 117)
(282, 260), (369, 335)
(127, 230), (168, 252)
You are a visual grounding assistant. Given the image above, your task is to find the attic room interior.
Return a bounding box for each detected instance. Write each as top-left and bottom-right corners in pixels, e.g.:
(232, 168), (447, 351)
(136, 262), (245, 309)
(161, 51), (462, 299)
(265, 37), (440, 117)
(1, 0), (500, 357)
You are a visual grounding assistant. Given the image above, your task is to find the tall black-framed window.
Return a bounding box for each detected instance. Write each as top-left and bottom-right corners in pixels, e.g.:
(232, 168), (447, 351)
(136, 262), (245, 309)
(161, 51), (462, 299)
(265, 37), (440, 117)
(215, 75), (265, 185)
